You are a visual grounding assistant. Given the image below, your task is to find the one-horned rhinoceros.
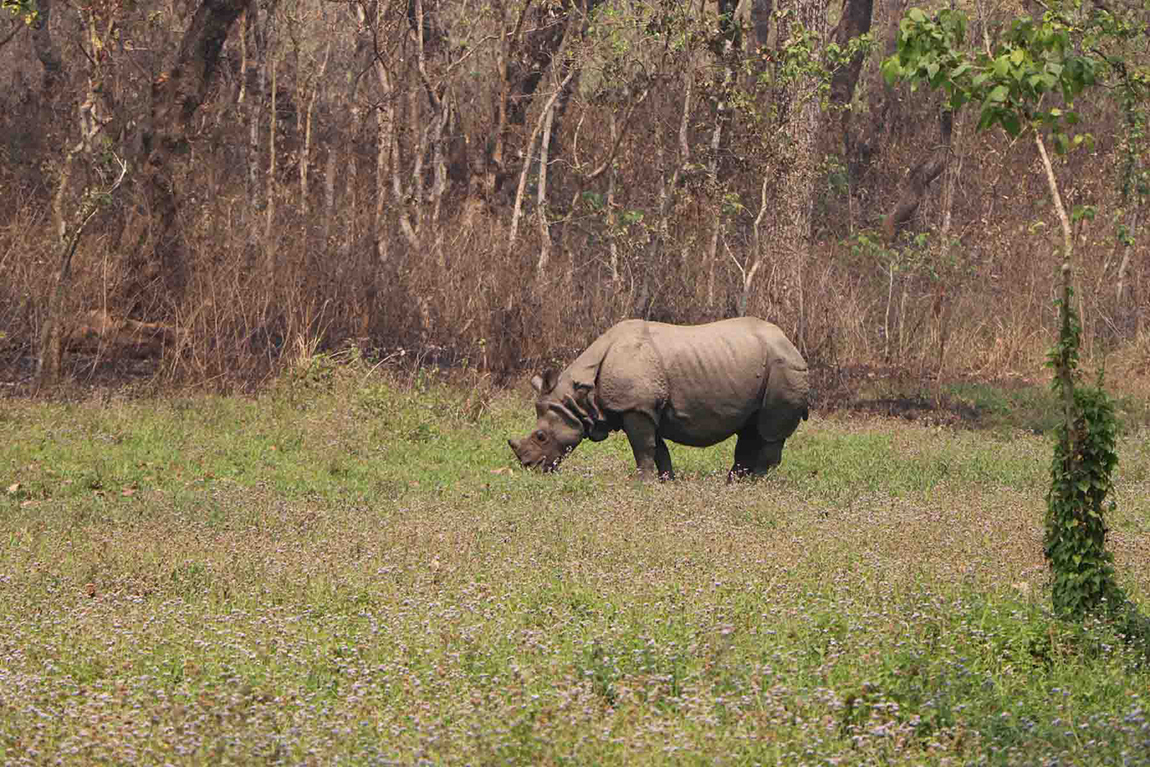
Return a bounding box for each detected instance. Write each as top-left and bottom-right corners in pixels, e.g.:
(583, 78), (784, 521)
(507, 317), (809, 480)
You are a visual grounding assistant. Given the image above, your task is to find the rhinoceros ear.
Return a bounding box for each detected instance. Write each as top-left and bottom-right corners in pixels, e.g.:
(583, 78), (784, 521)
(532, 368), (559, 395)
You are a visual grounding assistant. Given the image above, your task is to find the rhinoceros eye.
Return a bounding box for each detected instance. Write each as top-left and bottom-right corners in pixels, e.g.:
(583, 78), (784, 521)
(534, 430), (546, 442)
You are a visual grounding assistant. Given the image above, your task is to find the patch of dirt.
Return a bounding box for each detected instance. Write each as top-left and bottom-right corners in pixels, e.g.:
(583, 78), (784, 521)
(809, 363), (988, 428)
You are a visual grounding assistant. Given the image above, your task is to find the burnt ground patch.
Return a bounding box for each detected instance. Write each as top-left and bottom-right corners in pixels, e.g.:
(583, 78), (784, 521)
(811, 363), (1150, 434)
(811, 364), (1047, 432)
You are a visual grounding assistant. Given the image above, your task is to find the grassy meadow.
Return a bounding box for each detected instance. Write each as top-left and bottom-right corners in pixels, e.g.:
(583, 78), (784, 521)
(2, 360), (1150, 765)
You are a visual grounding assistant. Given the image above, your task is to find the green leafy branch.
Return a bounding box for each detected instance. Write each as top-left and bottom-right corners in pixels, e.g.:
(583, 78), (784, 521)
(882, 6), (1099, 151)
(882, 2), (1146, 624)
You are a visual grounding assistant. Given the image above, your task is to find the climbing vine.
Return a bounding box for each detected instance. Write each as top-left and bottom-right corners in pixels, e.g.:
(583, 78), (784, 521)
(883, 2), (1147, 621)
(1043, 294), (1124, 618)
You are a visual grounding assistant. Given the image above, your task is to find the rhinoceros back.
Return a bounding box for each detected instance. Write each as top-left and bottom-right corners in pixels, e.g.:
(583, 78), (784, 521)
(589, 317), (807, 448)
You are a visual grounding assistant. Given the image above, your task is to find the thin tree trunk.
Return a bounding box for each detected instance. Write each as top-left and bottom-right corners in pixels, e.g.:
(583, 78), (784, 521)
(38, 141), (85, 388)
(238, 8), (248, 105)
(299, 41), (331, 217)
(608, 112), (620, 282)
(244, 0), (264, 255)
(509, 67), (577, 260)
(670, 67), (693, 266)
(1034, 130), (1075, 437)
(324, 146), (337, 247)
(342, 104), (360, 264)
(1114, 207), (1136, 305)
(264, 52), (277, 278)
(706, 115), (722, 308)
(743, 174), (771, 315)
(430, 103), (450, 270)
(768, 0), (830, 346)
(372, 7), (399, 258)
(374, 103), (392, 266)
(535, 95), (557, 274)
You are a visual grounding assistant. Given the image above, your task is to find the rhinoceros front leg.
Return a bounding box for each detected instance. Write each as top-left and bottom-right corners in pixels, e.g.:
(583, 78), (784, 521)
(622, 412), (674, 480)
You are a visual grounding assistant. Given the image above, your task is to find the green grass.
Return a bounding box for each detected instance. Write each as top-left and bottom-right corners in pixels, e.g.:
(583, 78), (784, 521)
(2, 364), (1149, 764)
(943, 378), (1150, 436)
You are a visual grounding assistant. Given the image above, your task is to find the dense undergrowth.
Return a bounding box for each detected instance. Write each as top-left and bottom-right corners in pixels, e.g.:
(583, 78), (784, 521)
(1, 362), (1149, 764)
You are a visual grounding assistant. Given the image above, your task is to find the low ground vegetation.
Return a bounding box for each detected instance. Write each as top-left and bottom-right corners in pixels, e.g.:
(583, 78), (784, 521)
(2, 364), (1149, 764)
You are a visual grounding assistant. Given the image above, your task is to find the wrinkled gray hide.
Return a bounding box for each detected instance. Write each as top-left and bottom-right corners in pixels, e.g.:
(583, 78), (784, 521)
(507, 317), (809, 480)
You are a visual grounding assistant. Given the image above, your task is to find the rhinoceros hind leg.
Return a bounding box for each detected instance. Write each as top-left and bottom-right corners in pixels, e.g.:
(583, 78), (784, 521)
(729, 426), (783, 482)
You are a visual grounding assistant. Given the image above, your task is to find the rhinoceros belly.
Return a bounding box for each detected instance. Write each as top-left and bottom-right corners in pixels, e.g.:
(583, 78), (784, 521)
(658, 399), (760, 447)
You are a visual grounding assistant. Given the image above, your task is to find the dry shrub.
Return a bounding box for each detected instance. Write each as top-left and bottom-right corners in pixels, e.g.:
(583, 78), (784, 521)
(0, 0), (1146, 395)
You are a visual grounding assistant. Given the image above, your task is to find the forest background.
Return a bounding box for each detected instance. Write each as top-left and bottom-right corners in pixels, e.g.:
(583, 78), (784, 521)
(0, 0), (1147, 392)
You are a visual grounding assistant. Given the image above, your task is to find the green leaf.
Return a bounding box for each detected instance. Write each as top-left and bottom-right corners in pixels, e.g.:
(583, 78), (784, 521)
(1001, 113), (1022, 137)
(988, 84), (1009, 103)
(908, 7), (928, 23)
(881, 57), (902, 86)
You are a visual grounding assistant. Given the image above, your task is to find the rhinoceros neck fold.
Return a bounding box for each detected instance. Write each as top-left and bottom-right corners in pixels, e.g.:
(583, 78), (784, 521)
(546, 400), (583, 431)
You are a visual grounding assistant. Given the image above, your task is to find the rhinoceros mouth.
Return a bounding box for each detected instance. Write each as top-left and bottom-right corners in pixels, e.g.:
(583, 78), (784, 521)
(526, 455), (562, 472)
(520, 449), (570, 473)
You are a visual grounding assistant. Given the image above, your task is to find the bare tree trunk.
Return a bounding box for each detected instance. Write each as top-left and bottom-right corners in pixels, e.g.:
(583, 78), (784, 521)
(374, 103), (392, 267)
(1035, 130), (1076, 440)
(430, 103), (450, 270)
(674, 67), (693, 260)
(1114, 207), (1137, 306)
(706, 115), (723, 308)
(742, 174), (771, 316)
(264, 52), (278, 278)
(29, 0), (63, 91)
(608, 113), (620, 283)
(768, 0), (831, 347)
(299, 41), (331, 217)
(36, 11), (127, 388)
(372, 0), (397, 261)
(883, 108), (953, 242)
(237, 7), (248, 105)
(39, 142), (84, 388)
(324, 146), (337, 247)
(145, 0), (249, 304)
(510, 67), (577, 261)
(535, 95), (557, 273)
(342, 104), (360, 264)
(244, 0), (265, 256)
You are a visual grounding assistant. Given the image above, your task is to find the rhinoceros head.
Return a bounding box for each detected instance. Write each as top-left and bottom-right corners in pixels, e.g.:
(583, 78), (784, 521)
(508, 369), (606, 472)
